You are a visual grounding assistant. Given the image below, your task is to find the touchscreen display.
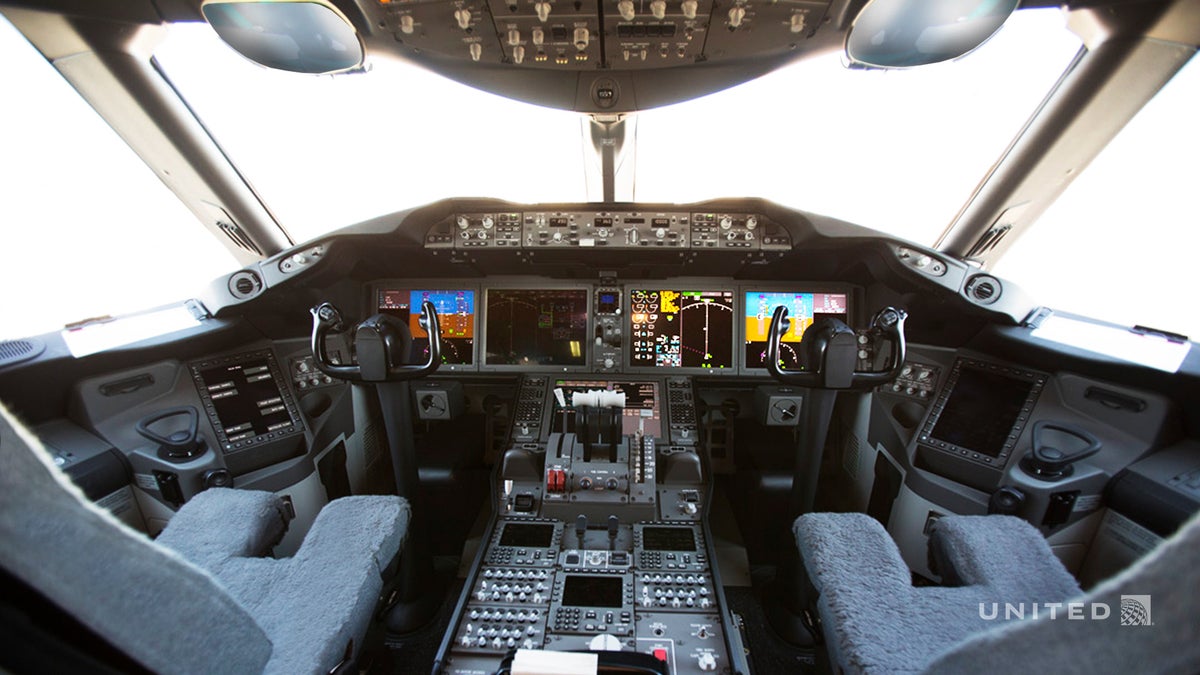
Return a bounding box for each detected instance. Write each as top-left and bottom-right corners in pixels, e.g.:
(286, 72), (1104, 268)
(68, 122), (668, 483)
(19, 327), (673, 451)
(629, 289), (735, 369)
(378, 288), (475, 365)
(744, 291), (849, 369)
(484, 289), (588, 366)
(196, 357), (296, 443)
(930, 365), (1035, 457)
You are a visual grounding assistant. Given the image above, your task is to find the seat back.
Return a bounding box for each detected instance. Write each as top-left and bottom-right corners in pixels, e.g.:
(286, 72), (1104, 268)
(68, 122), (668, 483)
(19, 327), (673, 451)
(925, 511), (1200, 673)
(0, 404), (272, 675)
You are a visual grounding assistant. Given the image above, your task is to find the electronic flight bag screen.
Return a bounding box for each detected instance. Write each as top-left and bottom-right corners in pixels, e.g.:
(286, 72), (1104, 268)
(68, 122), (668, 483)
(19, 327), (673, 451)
(377, 289), (475, 365)
(484, 288), (589, 366)
(629, 289), (735, 370)
(743, 291), (849, 369)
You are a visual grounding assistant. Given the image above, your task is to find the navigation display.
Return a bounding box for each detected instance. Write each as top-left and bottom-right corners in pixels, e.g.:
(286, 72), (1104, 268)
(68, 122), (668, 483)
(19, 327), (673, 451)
(194, 355), (298, 445)
(744, 291), (849, 369)
(629, 289), (735, 370)
(378, 288), (475, 365)
(484, 289), (588, 366)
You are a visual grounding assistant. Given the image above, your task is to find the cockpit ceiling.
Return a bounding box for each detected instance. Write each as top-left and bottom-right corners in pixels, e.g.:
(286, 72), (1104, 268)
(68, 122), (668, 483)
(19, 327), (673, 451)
(8, 0), (1088, 112)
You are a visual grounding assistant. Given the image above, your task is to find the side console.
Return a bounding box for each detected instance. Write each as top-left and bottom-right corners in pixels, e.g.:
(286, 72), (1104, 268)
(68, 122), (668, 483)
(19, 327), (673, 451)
(438, 376), (742, 674)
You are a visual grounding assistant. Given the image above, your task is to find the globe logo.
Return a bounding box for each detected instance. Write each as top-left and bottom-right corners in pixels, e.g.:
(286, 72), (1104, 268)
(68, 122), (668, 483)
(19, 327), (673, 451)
(1120, 595), (1152, 626)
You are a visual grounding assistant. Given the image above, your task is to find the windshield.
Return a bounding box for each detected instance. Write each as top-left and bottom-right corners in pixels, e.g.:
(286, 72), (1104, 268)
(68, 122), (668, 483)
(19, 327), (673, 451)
(155, 8), (1081, 246)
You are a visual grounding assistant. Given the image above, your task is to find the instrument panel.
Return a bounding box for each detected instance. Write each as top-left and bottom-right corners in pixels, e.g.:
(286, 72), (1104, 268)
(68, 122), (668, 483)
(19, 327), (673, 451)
(369, 279), (856, 375)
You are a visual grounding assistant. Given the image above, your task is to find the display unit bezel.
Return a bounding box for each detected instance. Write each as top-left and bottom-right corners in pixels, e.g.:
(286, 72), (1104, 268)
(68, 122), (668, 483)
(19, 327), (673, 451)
(190, 349), (305, 454)
(623, 278), (741, 377)
(369, 281), (481, 372)
(737, 283), (857, 375)
(918, 358), (1047, 467)
(478, 281), (594, 373)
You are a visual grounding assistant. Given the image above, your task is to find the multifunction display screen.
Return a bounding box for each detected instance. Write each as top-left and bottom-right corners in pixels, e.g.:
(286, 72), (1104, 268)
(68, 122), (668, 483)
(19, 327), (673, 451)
(561, 575), (624, 609)
(930, 365), (1036, 458)
(642, 526), (697, 552)
(499, 522), (555, 548)
(629, 289), (735, 370)
(378, 289), (475, 365)
(744, 291), (849, 369)
(194, 355), (297, 445)
(484, 289), (588, 366)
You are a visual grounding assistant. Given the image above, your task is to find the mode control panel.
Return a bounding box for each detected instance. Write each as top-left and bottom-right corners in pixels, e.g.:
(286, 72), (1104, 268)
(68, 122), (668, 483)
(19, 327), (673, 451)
(428, 210), (794, 251)
(690, 213), (759, 249)
(522, 211), (690, 248)
(451, 212), (523, 249)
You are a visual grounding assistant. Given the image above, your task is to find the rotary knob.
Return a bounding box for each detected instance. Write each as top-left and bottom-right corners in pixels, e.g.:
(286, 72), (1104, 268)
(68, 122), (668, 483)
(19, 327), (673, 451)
(482, 215), (495, 229)
(456, 216), (470, 230)
(719, 216), (733, 230)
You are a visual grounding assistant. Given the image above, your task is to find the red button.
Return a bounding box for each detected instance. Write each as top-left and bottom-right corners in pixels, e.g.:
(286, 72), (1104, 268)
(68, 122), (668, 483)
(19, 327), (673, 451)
(653, 648), (668, 661)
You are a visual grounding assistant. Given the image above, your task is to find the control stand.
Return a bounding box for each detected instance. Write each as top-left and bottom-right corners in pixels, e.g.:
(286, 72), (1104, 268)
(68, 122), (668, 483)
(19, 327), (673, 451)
(435, 377), (747, 675)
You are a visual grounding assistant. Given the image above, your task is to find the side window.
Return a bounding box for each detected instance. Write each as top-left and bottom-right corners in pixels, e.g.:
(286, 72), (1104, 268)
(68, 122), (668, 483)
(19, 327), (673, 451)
(0, 17), (236, 339)
(993, 56), (1199, 340)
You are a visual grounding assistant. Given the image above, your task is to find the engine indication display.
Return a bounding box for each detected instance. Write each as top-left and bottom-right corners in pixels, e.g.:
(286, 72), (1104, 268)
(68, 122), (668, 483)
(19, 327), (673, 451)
(744, 291), (849, 369)
(378, 289), (475, 365)
(629, 289), (735, 370)
(485, 289), (588, 367)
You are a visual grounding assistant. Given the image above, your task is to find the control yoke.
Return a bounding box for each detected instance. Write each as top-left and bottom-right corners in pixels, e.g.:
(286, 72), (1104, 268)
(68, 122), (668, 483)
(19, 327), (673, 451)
(310, 301), (441, 382)
(308, 299), (444, 632)
(765, 305), (907, 389)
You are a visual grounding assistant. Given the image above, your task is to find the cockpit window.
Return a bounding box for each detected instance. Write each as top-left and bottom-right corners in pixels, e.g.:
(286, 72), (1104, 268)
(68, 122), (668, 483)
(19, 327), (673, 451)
(154, 8), (1080, 246)
(154, 25), (589, 244)
(0, 17), (237, 340)
(993, 56), (1199, 340)
(635, 9), (1081, 244)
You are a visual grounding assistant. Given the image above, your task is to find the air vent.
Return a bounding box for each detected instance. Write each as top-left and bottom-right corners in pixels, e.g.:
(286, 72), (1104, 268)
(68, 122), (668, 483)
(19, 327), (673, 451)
(0, 338), (45, 367)
(965, 274), (1002, 305)
(228, 271), (264, 300)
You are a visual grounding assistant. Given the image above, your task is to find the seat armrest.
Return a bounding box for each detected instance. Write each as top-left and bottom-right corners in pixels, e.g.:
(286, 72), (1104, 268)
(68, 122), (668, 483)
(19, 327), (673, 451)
(929, 515), (1081, 598)
(293, 495), (411, 576)
(157, 488), (289, 572)
(794, 512), (912, 593)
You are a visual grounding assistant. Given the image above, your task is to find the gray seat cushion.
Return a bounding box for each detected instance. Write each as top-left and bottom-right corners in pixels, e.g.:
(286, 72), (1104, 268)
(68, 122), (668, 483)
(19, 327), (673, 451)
(159, 491), (411, 675)
(0, 404), (272, 675)
(795, 512), (1079, 674)
(926, 511), (1200, 674)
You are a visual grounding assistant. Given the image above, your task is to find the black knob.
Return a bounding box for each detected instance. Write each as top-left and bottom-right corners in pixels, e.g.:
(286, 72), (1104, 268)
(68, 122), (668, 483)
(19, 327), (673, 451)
(988, 486), (1025, 515)
(202, 468), (233, 490)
